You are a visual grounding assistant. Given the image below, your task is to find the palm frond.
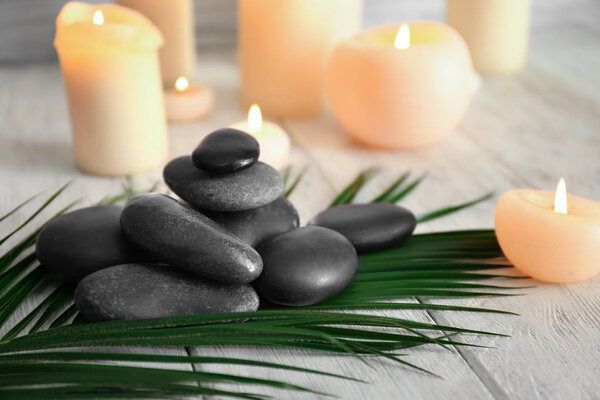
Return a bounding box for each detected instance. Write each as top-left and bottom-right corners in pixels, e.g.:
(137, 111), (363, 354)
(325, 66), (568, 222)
(418, 192), (495, 223)
(0, 173), (521, 399)
(283, 166), (307, 197)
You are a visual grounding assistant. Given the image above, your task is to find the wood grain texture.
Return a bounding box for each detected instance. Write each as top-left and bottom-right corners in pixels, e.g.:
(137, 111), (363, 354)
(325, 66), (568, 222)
(1, 5), (600, 399)
(1, 0), (599, 63)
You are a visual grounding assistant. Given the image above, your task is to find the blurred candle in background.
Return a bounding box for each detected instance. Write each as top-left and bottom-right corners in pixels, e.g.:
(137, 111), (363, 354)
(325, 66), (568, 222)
(54, 2), (168, 177)
(326, 22), (473, 149)
(238, 0), (363, 118)
(447, 0), (531, 74)
(164, 76), (214, 123)
(117, 0), (196, 87)
(231, 105), (291, 169)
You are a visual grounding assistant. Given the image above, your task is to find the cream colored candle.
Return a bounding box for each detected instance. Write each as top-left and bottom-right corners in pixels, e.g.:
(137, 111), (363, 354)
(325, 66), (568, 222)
(164, 77), (214, 123)
(239, 0), (340, 118)
(495, 179), (600, 283)
(55, 2), (168, 177)
(333, 0), (363, 43)
(231, 105), (291, 170)
(117, 0), (196, 87)
(326, 22), (473, 149)
(447, 0), (531, 74)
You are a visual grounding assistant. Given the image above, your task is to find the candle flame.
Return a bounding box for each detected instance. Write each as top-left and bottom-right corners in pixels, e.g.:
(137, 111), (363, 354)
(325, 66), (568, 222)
(175, 77), (189, 92)
(394, 24), (410, 50)
(92, 10), (104, 26)
(247, 104), (262, 134)
(554, 178), (568, 215)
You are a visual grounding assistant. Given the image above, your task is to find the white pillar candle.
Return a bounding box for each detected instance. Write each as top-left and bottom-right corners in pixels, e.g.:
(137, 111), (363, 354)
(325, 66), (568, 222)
(117, 0), (196, 87)
(54, 2), (168, 177)
(447, 0), (531, 74)
(230, 105), (291, 170)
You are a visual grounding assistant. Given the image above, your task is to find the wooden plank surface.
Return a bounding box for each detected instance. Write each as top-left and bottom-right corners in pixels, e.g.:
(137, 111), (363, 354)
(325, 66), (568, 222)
(1, 9), (600, 400)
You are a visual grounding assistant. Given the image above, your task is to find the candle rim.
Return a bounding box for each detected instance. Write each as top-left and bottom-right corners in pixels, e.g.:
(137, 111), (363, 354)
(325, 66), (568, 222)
(349, 21), (459, 49)
(54, 2), (164, 52)
(509, 189), (600, 218)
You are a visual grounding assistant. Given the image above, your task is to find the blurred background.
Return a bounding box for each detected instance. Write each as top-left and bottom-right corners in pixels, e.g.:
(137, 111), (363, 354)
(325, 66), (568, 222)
(0, 0), (597, 64)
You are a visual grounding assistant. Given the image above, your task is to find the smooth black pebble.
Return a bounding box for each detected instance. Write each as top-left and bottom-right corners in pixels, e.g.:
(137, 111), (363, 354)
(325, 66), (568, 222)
(36, 205), (148, 283)
(254, 226), (358, 306)
(192, 128), (259, 174)
(203, 197), (299, 248)
(308, 203), (417, 253)
(74, 264), (260, 321)
(164, 156), (283, 211)
(120, 194), (262, 284)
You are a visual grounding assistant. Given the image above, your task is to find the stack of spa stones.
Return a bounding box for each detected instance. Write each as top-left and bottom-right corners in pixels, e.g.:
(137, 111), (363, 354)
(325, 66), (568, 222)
(36, 128), (417, 322)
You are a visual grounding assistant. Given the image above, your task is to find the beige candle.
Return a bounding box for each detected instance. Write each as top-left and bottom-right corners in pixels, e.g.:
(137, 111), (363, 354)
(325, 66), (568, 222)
(495, 179), (600, 283)
(447, 0), (531, 74)
(239, 0), (345, 118)
(333, 0), (363, 42)
(117, 0), (196, 87)
(164, 77), (214, 123)
(55, 2), (168, 176)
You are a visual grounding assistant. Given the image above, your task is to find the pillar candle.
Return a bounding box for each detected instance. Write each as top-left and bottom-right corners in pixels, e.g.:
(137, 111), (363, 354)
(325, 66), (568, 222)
(55, 2), (168, 176)
(239, 0), (362, 118)
(447, 0), (531, 74)
(117, 0), (196, 87)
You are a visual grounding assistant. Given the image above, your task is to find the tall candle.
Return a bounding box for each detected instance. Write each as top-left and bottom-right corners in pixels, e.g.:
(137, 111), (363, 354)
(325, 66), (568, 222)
(55, 2), (168, 176)
(447, 0), (531, 74)
(326, 22), (473, 149)
(117, 0), (196, 87)
(495, 179), (600, 283)
(239, 0), (362, 118)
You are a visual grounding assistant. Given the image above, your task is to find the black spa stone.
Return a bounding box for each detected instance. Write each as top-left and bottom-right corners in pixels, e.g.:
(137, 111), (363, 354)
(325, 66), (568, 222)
(120, 194), (262, 284)
(254, 226), (358, 307)
(202, 196), (299, 248)
(36, 205), (148, 284)
(308, 203), (417, 253)
(74, 264), (260, 322)
(164, 156), (283, 211)
(192, 128), (260, 174)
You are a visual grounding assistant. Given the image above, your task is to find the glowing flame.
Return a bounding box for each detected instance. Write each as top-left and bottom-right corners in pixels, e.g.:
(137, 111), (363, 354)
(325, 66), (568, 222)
(93, 10), (104, 26)
(175, 77), (189, 92)
(247, 104), (262, 133)
(394, 24), (410, 50)
(554, 178), (567, 215)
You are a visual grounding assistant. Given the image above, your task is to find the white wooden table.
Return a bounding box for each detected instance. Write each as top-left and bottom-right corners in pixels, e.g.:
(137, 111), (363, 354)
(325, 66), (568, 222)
(1, 19), (600, 400)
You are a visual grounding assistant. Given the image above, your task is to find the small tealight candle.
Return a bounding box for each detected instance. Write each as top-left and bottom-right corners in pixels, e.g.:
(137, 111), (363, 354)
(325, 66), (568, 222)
(495, 179), (600, 283)
(230, 105), (291, 169)
(164, 77), (214, 123)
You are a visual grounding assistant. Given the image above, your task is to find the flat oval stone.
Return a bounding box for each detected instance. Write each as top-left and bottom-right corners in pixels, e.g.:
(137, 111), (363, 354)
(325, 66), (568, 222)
(74, 264), (260, 321)
(308, 203), (417, 253)
(202, 197), (299, 248)
(164, 156), (283, 211)
(192, 128), (259, 174)
(254, 226), (358, 306)
(120, 194), (262, 284)
(36, 205), (148, 283)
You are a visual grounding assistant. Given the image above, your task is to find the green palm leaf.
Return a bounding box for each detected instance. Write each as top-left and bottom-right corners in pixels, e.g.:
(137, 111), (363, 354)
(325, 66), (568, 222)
(0, 172), (520, 399)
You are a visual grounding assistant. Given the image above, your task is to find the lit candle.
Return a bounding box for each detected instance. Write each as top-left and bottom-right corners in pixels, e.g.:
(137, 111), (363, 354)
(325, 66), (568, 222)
(447, 0), (531, 74)
(117, 0), (196, 87)
(239, 0), (362, 118)
(54, 2), (168, 176)
(230, 105), (291, 170)
(495, 179), (600, 283)
(326, 22), (474, 149)
(164, 76), (214, 123)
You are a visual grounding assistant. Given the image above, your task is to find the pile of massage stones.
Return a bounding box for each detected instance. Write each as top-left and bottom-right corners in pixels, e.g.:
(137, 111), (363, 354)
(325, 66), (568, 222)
(36, 128), (418, 321)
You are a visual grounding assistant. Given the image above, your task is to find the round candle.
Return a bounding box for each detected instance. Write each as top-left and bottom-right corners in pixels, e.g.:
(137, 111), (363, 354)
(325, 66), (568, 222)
(495, 179), (600, 283)
(230, 105), (291, 170)
(55, 2), (168, 176)
(164, 77), (214, 123)
(326, 22), (474, 149)
(117, 0), (196, 87)
(447, 0), (531, 74)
